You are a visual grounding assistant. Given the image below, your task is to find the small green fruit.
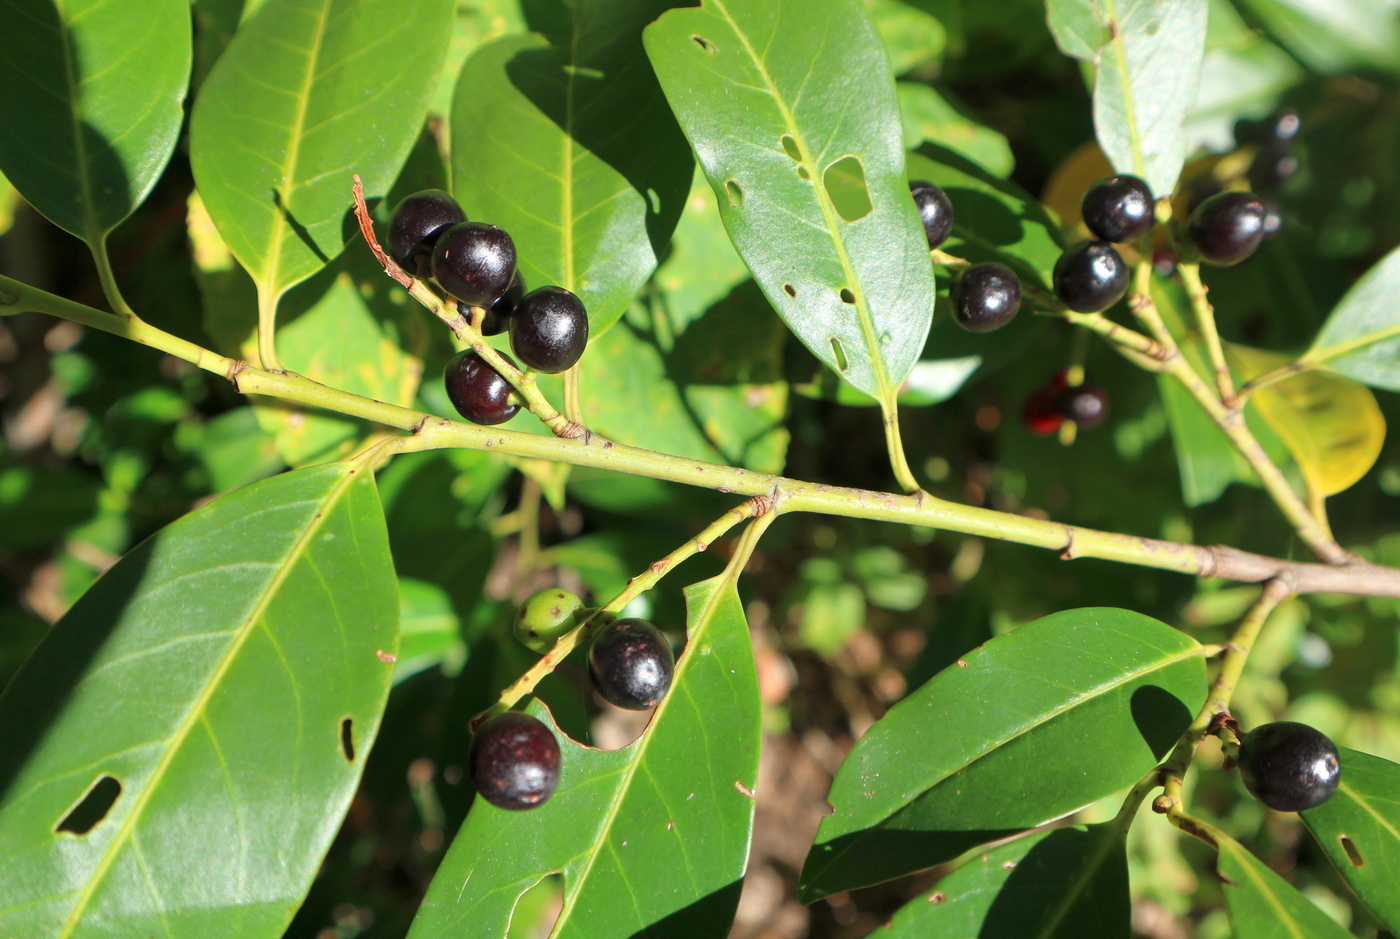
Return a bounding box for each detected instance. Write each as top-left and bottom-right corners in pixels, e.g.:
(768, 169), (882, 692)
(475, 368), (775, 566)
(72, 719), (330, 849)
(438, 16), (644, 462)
(514, 588), (585, 653)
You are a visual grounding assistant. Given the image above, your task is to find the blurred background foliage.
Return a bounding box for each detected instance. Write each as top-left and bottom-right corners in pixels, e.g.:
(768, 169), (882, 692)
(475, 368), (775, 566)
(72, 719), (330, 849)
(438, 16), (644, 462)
(2, 0), (1399, 935)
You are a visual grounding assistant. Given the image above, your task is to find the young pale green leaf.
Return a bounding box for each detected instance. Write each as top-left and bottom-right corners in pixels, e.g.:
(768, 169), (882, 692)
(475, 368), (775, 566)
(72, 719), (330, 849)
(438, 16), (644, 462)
(644, 0), (937, 402)
(0, 463), (399, 938)
(451, 1), (694, 338)
(1305, 245), (1400, 392)
(1300, 748), (1400, 933)
(1047, 0), (1208, 199)
(190, 0), (453, 302)
(1217, 835), (1352, 939)
(409, 576), (761, 939)
(1233, 0), (1400, 76)
(876, 825), (1130, 939)
(800, 608), (1205, 900)
(0, 0), (189, 242)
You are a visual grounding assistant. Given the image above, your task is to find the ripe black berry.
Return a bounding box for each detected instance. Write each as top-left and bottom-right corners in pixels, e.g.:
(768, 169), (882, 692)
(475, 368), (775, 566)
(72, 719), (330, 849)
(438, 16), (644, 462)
(588, 618), (675, 710)
(950, 263), (1020, 333)
(1188, 191), (1267, 266)
(1081, 175), (1153, 243)
(509, 286), (589, 374)
(909, 180), (954, 250)
(481, 271), (525, 337)
(387, 190), (466, 273)
(469, 712), (561, 810)
(432, 222), (517, 307)
(444, 349), (520, 425)
(1060, 383), (1109, 429)
(1238, 721), (1341, 812)
(514, 587), (584, 654)
(1053, 241), (1129, 312)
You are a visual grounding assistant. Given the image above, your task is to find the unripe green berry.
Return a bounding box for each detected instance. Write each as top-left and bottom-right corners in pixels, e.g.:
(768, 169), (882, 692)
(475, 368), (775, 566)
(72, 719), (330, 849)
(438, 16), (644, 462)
(514, 588), (585, 653)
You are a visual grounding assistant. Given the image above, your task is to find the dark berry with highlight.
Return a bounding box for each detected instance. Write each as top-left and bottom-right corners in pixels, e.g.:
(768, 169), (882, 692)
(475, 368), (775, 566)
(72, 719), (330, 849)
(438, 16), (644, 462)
(1081, 175), (1153, 243)
(951, 263), (1020, 333)
(509, 286), (589, 374)
(469, 712), (561, 810)
(588, 618), (675, 710)
(387, 190), (466, 273)
(432, 221), (518, 306)
(909, 180), (954, 250)
(444, 349), (520, 425)
(1053, 241), (1129, 313)
(1188, 191), (1267, 266)
(1238, 721), (1341, 812)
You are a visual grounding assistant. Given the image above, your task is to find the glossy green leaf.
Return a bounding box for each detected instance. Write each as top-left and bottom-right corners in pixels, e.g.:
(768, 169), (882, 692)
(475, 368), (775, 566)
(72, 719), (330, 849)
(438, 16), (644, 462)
(800, 608), (1205, 900)
(409, 575), (761, 938)
(1306, 245), (1400, 392)
(899, 84), (1014, 178)
(189, 0), (453, 304)
(1184, 0), (1302, 153)
(906, 147), (1062, 288)
(869, 0), (946, 76)
(645, 0), (937, 401)
(1158, 373), (1244, 506)
(1217, 835), (1351, 939)
(1301, 748), (1400, 933)
(1233, 0), (1400, 76)
(0, 463), (399, 937)
(1047, 0), (1207, 199)
(653, 168), (752, 334)
(395, 577), (465, 684)
(0, 0), (190, 242)
(451, 0), (693, 338)
(877, 825), (1130, 938)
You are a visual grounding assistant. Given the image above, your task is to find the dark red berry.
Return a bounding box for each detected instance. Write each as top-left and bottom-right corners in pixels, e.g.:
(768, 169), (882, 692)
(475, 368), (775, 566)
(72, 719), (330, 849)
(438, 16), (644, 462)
(387, 190), (466, 273)
(1081, 175), (1153, 243)
(951, 263), (1020, 333)
(1053, 241), (1128, 312)
(469, 712), (561, 810)
(1238, 721), (1341, 812)
(909, 180), (954, 250)
(444, 349), (520, 425)
(1060, 383), (1109, 429)
(432, 222), (517, 307)
(1188, 191), (1267, 266)
(588, 618), (675, 710)
(481, 271), (525, 337)
(509, 286), (589, 374)
(1022, 387), (1063, 436)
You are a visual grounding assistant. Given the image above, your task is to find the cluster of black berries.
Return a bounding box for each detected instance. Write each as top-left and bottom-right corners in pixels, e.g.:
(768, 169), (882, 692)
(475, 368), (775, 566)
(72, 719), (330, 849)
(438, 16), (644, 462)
(388, 190), (589, 426)
(1237, 720), (1341, 812)
(909, 179), (1025, 334)
(468, 588), (677, 811)
(1021, 369), (1109, 436)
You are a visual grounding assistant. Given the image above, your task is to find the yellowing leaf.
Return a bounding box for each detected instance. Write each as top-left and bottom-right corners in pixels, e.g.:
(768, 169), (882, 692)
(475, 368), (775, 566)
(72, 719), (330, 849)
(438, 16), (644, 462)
(1230, 345), (1385, 497)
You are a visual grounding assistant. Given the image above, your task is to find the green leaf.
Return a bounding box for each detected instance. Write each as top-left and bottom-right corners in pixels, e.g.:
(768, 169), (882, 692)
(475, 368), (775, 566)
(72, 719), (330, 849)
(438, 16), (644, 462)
(1158, 373), (1243, 506)
(450, 1), (693, 338)
(898, 84), (1014, 177)
(1233, 0), (1400, 76)
(1184, 0), (1302, 153)
(653, 168), (752, 334)
(800, 608), (1205, 900)
(645, 0), (937, 401)
(0, 463), (399, 938)
(876, 825), (1130, 938)
(395, 577), (465, 683)
(0, 0), (190, 242)
(1300, 748), (1400, 933)
(868, 0), (946, 76)
(189, 0), (453, 304)
(409, 575), (761, 938)
(1047, 0), (1208, 199)
(1305, 245), (1400, 392)
(1217, 834), (1352, 939)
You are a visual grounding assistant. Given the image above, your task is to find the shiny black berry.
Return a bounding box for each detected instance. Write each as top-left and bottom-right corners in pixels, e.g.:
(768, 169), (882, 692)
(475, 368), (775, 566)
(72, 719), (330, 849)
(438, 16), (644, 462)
(1060, 383), (1109, 429)
(469, 712), (561, 810)
(481, 271), (525, 337)
(509, 286), (589, 374)
(444, 349), (520, 425)
(432, 222), (517, 307)
(387, 190), (466, 273)
(951, 263), (1020, 333)
(1188, 191), (1267, 266)
(1238, 721), (1341, 812)
(1081, 175), (1153, 243)
(588, 618), (675, 710)
(909, 180), (954, 250)
(1053, 241), (1129, 313)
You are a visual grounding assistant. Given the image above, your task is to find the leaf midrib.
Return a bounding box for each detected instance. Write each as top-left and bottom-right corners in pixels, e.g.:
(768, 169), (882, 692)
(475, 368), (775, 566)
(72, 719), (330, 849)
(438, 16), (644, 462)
(56, 466), (358, 937)
(1102, 0), (1148, 182)
(1306, 321), (1400, 370)
(1224, 844), (1310, 939)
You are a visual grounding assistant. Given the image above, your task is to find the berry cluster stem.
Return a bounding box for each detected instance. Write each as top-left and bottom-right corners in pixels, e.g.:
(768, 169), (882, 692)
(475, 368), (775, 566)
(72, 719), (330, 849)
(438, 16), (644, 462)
(1177, 262), (1236, 406)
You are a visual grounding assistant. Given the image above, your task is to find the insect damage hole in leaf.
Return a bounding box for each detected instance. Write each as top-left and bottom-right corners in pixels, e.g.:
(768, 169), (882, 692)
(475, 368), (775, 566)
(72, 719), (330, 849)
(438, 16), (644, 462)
(55, 775), (122, 835)
(823, 156), (873, 222)
(781, 135), (802, 162)
(725, 179), (743, 210)
(830, 337), (849, 372)
(1339, 834), (1364, 866)
(840, 288), (856, 304)
(783, 283), (797, 298)
(691, 34), (715, 53)
(341, 717), (355, 762)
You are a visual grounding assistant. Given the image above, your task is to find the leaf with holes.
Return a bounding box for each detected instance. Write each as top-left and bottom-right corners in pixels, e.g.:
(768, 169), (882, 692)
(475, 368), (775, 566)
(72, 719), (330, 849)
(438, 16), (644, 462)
(644, 0), (937, 401)
(1301, 748), (1400, 933)
(1047, 0), (1208, 199)
(800, 608), (1205, 900)
(189, 0), (453, 318)
(0, 462), (398, 938)
(409, 575), (761, 939)
(0, 0), (189, 243)
(451, 1), (693, 338)
(1217, 834), (1352, 939)
(1228, 345), (1385, 498)
(876, 825), (1130, 938)
(1305, 245), (1400, 392)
